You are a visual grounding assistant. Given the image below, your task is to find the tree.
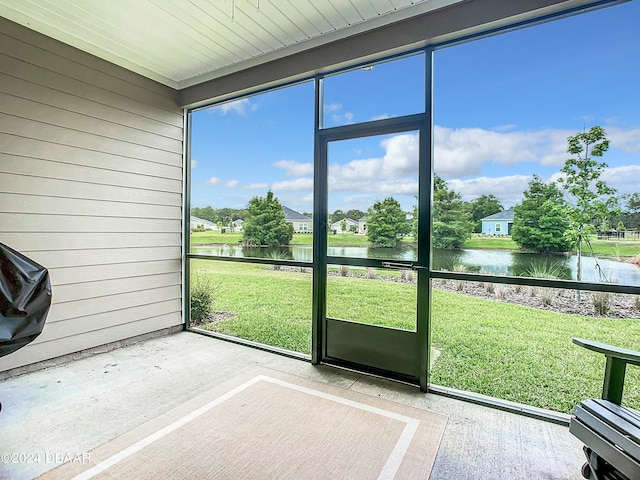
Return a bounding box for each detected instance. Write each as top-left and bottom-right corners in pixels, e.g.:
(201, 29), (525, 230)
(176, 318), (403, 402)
(432, 175), (473, 249)
(557, 126), (619, 282)
(613, 193), (640, 230)
(469, 195), (503, 233)
(366, 197), (410, 247)
(625, 193), (640, 213)
(242, 191), (293, 246)
(191, 206), (216, 222)
(329, 209), (344, 224)
(340, 218), (347, 233)
(345, 209), (366, 221)
(512, 175), (571, 253)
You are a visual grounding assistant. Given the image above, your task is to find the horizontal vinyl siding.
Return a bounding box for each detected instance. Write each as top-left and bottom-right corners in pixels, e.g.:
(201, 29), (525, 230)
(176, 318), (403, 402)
(0, 17), (184, 372)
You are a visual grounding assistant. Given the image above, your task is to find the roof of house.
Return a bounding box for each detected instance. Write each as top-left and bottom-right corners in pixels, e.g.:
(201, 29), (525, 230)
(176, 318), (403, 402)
(190, 215), (215, 226)
(283, 206), (311, 221)
(481, 208), (515, 222)
(332, 217), (359, 225)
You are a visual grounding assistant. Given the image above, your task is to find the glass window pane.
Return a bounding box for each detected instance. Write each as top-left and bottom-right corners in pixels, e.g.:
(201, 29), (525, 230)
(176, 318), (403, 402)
(326, 265), (417, 332)
(430, 278), (640, 412)
(190, 259), (312, 355)
(327, 133), (419, 260)
(190, 82), (314, 262)
(322, 53), (425, 128)
(433, 1), (640, 287)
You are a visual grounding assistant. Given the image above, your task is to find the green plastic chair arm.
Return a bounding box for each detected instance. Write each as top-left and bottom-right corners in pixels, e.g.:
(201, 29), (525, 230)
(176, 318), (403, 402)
(573, 338), (640, 405)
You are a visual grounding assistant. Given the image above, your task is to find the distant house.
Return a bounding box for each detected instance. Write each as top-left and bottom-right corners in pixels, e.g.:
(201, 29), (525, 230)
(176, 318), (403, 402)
(330, 217), (358, 234)
(283, 206), (312, 233)
(232, 219), (244, 232)
(190, 215), (216, 230)
(358, 217), (367, 234)
(481, 208), (514, 235)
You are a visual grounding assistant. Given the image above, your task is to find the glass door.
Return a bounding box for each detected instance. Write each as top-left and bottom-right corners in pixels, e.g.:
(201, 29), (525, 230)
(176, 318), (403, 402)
(315, 117), (431, 388)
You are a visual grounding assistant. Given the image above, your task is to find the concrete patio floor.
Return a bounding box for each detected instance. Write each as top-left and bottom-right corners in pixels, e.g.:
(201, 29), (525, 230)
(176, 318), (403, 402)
(0, 332), (586, 479)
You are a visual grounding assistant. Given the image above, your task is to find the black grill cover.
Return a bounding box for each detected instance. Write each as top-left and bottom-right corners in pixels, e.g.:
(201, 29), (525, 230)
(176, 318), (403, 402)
(0, 243), (51, 358)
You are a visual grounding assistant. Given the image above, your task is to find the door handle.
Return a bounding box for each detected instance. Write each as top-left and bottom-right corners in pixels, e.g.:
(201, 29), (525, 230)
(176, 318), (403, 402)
(381, 262), (428, 270)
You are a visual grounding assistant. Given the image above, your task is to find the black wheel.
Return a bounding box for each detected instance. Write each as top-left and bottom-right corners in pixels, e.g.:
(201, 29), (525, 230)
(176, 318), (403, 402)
(581, 462), (591, 479)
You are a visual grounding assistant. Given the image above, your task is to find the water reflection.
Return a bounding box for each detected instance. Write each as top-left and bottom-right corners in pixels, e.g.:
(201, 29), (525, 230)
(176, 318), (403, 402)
(191, 244), (640, 286)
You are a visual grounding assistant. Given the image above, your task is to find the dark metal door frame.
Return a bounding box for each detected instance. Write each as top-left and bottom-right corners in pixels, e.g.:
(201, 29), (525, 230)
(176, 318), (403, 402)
(311, 53), (434, 389)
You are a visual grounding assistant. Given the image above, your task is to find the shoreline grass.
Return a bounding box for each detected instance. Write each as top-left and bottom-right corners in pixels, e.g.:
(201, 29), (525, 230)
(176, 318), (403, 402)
(191, 260), (640, 414)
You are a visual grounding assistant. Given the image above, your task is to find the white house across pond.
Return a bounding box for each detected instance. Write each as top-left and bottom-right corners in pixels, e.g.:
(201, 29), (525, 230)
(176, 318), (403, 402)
(283, 206), (312, 233)
(190, 215), (216, 230)
(481, 208), (514, 236)
(330, 217), (359, 234)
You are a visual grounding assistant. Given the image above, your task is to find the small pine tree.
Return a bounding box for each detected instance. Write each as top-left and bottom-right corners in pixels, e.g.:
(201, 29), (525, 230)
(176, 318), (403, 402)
(242, 191), (293, 246)
(366, 197), (411, 247)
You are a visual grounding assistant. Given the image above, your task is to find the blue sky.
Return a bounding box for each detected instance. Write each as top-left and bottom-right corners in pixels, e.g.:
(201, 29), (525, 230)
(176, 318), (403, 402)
(190, 1), (640, 215)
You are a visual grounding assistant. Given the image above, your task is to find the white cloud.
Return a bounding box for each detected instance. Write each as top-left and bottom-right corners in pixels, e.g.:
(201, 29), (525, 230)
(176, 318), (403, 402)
(551, 164), (640, 197)
(272, 178), (314, 191)
(329, 158), (384, 184)
(602, 165), (640, 195)
(607, 127), (640, 153)
(273, 160), (314, 177)
(252, 125), (638, 211)
(215, 98), (257, 116)
(371, 114), (390, 121)
(324, 102), (342, 113)
(381, 134), (419, 178)
(225, 179), (239, 188)
(433, 126), (572, 178)
(324, 102), (354, 124)
(447, 175), (533, 205)
(191, 159), (198, 169)
(205, 176), (221, 186)
(241, 182), (269, 190)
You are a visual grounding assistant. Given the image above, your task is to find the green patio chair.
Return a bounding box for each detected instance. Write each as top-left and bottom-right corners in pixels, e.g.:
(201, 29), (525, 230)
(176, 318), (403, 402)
(569, 338), (640, 480)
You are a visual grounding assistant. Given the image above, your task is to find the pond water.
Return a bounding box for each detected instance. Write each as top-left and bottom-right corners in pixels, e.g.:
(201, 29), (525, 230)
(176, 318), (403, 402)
(192, 244), (640, 286)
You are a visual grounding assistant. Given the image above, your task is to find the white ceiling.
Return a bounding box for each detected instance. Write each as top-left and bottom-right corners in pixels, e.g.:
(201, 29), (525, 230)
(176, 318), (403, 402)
(0, 0), (462, 89)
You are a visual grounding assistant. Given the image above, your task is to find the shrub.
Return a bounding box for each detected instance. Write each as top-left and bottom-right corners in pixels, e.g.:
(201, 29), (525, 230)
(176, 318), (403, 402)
(592, 291), (612, 315)
(591, 279), (618, 316)
(266, 249), (289, 270)
(190, 271), (215, 324)
(524, 261), (563, 307)
(540, 289), (553, 306)
(525, 260), (565, 280)
(452, 264), (467, 291)
(340, 265), (349, 277)
(367, 267), (377, 279)
(404, 270), (415, 282)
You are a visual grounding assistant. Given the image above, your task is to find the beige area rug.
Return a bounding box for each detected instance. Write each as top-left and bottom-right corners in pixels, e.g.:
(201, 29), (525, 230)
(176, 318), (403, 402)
(39, 370), (447, 480)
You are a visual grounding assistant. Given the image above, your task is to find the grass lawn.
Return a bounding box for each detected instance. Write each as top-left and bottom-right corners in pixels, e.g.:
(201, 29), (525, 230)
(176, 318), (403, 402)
(463, 236), (519, 250)
(191, 260), (640, 413)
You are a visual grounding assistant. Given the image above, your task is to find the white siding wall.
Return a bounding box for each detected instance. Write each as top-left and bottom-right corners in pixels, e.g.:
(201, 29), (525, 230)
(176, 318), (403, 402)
(0, 18), (184, 372)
